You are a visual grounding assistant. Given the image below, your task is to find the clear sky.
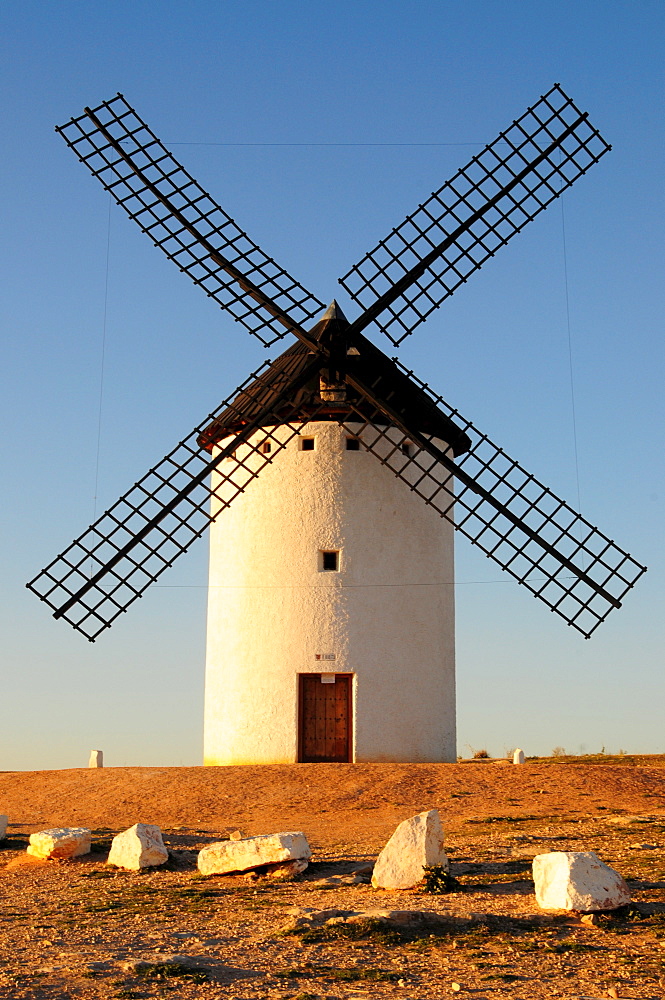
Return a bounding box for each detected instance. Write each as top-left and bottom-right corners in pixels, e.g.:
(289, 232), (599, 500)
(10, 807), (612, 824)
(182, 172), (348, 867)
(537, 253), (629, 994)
(1, 1), (663, 769)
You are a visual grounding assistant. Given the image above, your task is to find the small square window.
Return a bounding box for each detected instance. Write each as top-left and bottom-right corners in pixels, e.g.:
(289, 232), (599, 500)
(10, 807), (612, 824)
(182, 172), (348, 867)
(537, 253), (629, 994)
(259, 440), (272, 454)
(301, 437), (315, 451)
(346, 437), (360, 451)
(321, 550), (339, 571)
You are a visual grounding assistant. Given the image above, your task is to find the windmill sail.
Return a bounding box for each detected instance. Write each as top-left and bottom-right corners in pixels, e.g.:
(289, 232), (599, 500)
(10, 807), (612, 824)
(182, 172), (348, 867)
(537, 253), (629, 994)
(340, 84), (611, 346)
(340, 351), (646, 638)
(56, 94), (326, 346)
(27, 356), (324, 640)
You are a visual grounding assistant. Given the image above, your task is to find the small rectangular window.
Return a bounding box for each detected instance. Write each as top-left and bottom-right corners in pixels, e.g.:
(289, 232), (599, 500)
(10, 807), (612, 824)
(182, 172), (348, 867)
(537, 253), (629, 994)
(301, 437), (315, 451)
(259, 440), (272, 454)
(346, 437), (360, 451)
(321, 550), (339, 571)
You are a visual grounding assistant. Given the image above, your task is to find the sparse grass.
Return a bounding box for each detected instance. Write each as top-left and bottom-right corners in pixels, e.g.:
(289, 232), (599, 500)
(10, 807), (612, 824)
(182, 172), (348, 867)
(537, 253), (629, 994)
(543, 941), (602, 954)
(291, 913), (543, 948)
(330, 968), (399, 982)
(530, 753), (662, 766)
(276, 964), (398, 983)
(465, 814), (538, 824)
(71, 877), (230, 917)
(297, 918), (403, 946)
(134, 960), (209, 983)
(481, 972), (524, 981)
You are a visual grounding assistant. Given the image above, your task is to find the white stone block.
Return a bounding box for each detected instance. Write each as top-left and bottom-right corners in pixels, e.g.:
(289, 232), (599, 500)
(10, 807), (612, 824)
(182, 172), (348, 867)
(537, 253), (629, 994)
(107, 823), (169, 870)
(372, 809), (449, 889)
(88, 750), (103, 768)
(27, 827), (91, 860)
(0, 815), (7, 840)
(533, 851), (630, 912)
(198, 831), (311, 875)
(513, 748), (525, 765)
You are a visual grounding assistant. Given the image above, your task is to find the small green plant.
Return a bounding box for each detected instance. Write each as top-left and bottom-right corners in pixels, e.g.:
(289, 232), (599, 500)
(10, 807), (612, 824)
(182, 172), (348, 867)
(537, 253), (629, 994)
(423, 865), (462, 894)
(331, 968), (399, 982)
(275, 963), (398, 984)
(298, 918), (402, 946)
(134, 961), (208, 983)
(544, 941), (600, 954)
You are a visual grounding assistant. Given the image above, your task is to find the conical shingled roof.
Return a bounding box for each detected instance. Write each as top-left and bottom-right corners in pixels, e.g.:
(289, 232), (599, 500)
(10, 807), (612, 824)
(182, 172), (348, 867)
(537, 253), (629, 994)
(198, 302), (470, 457)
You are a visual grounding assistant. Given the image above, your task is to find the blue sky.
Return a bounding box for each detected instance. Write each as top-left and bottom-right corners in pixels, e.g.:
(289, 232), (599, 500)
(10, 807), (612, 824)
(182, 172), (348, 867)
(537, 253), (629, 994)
(1, 1), (663, 769)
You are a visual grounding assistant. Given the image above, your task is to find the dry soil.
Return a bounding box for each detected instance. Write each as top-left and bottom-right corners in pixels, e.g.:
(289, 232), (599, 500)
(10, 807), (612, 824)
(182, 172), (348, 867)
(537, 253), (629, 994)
(1, 759), (665, 999)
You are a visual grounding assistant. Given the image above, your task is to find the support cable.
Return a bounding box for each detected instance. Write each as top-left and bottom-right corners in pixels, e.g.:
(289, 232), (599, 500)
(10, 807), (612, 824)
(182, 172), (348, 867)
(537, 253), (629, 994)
(92, 194), (112, 523)
(559, 165), (583, 521)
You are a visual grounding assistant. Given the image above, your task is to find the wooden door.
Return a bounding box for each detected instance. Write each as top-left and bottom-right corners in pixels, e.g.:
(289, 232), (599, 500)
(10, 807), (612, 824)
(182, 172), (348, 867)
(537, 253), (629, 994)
(298, 674), (352, 763)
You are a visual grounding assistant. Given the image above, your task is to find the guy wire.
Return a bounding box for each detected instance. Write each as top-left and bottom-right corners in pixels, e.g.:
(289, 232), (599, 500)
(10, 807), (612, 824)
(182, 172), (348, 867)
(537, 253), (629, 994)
(560, 181), (583, 519)
(92, 195), (112, 522)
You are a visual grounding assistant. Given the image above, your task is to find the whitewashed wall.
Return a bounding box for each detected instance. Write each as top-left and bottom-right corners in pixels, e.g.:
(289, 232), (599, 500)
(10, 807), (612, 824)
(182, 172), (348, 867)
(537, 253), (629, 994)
(203, 420), (456, 764)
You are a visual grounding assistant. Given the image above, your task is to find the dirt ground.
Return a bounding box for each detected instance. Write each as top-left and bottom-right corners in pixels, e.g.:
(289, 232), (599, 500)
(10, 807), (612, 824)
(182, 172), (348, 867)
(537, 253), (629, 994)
(2, 759), (665, 999)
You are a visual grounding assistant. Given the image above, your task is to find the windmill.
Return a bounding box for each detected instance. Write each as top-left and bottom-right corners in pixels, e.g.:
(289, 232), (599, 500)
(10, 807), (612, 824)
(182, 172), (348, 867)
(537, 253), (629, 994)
(28, 86), (646, 764)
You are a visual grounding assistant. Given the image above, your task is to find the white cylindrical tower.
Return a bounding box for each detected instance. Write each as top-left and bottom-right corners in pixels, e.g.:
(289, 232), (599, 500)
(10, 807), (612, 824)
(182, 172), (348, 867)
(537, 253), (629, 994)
(203, 412), (458, 764)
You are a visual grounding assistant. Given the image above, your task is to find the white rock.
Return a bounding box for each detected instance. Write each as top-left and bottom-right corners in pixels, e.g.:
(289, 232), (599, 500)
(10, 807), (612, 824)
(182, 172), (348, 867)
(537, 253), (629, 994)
(513, 748), (525, 765)
(198, 831), (311, 875)
(107, 823), (169, 870)
(0, 815), (7, 840)
(88, 750), (103, 768)
(533, 851), (630, 912)
(372, 809), (449, 889)
(27, 827), (91, 860)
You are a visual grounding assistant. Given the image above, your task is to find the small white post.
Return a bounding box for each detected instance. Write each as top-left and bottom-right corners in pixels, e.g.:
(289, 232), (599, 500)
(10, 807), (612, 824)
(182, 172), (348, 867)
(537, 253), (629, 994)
(513, 748), (525, 765)
(88, 750), (103, 768)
